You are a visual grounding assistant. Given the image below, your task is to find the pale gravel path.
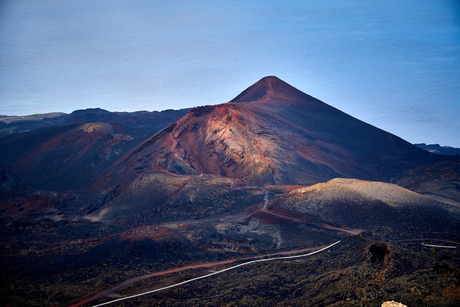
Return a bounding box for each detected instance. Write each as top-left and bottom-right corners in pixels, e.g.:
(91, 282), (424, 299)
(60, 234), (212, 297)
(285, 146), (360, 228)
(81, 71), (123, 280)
(89, 240), (342, 307)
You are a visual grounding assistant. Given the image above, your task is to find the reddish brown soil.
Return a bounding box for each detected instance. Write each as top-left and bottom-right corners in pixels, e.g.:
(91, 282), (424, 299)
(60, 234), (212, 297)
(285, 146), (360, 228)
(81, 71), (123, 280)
(120, 226), (176, 241)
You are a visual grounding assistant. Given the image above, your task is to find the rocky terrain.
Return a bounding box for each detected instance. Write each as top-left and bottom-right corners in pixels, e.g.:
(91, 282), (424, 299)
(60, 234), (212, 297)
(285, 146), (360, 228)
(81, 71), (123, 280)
(0, 108), (189, 191)
(1, 77), (459, 306)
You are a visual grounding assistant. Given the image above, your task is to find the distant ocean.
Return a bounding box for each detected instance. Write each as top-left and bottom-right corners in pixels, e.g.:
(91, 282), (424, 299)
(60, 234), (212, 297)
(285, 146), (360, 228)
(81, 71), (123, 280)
(0, 0), (459, 146)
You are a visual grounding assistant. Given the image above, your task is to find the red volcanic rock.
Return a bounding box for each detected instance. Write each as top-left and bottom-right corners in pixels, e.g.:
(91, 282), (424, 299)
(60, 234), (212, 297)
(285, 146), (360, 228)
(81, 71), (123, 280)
(93, 76), (429, 195)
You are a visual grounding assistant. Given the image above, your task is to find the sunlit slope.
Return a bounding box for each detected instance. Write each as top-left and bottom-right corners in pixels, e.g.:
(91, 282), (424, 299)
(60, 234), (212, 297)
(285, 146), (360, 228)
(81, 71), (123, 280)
(272, 178), (458, 236)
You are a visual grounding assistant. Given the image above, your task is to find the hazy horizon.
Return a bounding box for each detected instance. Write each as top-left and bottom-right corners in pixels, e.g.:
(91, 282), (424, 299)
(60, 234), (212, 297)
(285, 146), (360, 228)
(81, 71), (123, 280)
(1, 0), (459, 147)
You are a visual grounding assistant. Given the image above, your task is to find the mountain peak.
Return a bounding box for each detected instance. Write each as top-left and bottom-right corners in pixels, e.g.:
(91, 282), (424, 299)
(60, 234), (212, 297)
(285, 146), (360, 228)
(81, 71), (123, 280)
(230, 76), (312, 103)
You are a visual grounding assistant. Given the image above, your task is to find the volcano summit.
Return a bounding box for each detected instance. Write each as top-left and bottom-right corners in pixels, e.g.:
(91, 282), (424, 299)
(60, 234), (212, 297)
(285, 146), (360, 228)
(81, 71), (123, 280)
(93, 76), (430, 194)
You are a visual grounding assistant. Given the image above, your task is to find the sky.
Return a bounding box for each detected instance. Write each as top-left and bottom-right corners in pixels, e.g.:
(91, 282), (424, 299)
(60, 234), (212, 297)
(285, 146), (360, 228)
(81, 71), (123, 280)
(0, 0), (459, 147)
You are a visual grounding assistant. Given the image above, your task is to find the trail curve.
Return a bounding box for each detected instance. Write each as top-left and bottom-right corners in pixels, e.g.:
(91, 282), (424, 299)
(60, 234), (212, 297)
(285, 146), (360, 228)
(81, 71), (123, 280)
(87, 240), (342, 307)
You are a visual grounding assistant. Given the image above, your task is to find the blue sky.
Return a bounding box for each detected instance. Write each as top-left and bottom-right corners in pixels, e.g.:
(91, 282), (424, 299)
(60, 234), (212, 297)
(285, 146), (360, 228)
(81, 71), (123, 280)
(0, 0), (459, 147)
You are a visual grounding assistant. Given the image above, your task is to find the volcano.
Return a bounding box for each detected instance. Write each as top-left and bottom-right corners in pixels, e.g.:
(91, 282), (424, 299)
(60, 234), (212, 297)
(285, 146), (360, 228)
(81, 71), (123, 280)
(93, 76), (429, 195)
(2, 77), (460, 307)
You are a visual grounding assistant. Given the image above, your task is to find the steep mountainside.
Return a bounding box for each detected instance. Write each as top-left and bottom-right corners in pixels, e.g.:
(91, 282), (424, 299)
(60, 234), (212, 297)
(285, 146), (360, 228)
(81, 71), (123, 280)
(93, 76), (430, 195)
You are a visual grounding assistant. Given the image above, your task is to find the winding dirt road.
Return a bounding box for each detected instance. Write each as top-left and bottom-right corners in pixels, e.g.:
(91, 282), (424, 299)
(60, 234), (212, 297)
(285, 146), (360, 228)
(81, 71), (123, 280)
(69, 242), (341, 307)
(70, 240), (342, 307)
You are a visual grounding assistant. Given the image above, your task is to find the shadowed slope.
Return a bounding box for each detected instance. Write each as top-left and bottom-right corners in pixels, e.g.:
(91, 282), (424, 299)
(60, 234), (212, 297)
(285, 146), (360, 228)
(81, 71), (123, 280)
(0, 123), (148, 191)
(239, 77), (429, 176)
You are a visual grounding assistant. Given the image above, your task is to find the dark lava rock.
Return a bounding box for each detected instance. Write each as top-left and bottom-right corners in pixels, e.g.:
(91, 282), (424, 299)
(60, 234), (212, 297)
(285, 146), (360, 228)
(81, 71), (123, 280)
(369, 243), (391, 264)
